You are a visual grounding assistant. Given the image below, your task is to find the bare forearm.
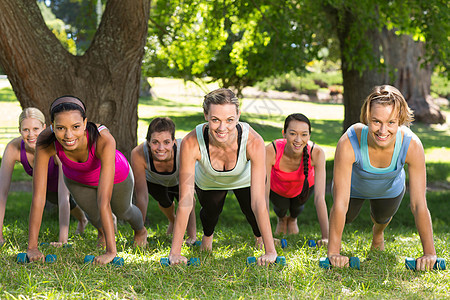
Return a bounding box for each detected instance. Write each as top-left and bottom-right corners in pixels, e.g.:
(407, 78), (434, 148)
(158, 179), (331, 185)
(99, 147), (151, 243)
(327, 205), (347, 255)
(170, 205), (192, 255)
(315, 197), (329, 239)
(253, 203), (276, 254)
(28, 200), (45, 250)
(99, 204), (117, 255)
(414, 208), (436, 255)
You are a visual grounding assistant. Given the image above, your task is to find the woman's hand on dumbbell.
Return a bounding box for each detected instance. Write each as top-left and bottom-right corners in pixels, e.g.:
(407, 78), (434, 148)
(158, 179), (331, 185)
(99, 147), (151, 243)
(26, 248), (44, 262)
(257, 252), (278, 266)
(415, 254), (437, 271)
(168, 253), (188, 265)
(328, 253), (349, 268)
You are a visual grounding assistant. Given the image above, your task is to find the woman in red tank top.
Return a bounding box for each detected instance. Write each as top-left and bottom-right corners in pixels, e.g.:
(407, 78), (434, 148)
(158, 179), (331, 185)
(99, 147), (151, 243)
(265, 113), (329, 246)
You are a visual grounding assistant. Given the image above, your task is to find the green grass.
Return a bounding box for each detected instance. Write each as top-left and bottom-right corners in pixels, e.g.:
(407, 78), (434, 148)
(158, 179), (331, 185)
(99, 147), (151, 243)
(0, 78), (449, 299)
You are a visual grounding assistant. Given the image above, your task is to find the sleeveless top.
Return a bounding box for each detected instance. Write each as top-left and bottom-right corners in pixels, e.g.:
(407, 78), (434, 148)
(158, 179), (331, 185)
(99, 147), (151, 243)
(270, 139), (315, 198)
(195, 122), (251, 190)
(20, 140), (59, 193)
(347, 125), (412, 199)
(54, 127), (129, 186)
(143, 138), (181, 187)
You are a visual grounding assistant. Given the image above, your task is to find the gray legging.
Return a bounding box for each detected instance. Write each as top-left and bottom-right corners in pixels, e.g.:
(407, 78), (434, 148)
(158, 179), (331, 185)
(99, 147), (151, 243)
(63, 171), (144, 231)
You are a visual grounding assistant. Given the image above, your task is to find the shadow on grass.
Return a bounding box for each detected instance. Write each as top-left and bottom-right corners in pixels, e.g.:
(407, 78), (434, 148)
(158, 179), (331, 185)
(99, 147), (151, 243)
(140, 96), (200, 108)
(411, 123), (450, 149)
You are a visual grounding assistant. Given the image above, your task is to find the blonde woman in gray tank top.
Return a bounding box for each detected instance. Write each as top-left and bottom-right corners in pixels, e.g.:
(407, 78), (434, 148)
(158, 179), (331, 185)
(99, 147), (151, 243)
(168, 88), (278, 266)
(131, 117), (197, 243)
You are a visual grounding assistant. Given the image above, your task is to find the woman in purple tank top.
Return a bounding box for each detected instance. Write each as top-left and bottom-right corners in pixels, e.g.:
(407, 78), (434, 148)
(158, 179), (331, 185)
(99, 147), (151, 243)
(0, 108), (87, 246)
(27, 96), (147, 265)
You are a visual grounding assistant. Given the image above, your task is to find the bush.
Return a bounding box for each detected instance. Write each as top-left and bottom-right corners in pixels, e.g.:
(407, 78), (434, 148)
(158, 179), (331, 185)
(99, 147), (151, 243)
(256, 71), (342, 95)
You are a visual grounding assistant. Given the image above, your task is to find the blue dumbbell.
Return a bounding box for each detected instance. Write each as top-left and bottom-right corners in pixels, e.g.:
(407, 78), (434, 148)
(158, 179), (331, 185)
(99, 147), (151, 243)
(319, 257), (360, 270)
(405, 257), (446, 270)
(84, 255), (124, 267)
(16, 253), (29, 263)
(160, 257), (201, 266)
(280, 239), (287, 249)
(246, 256), (286, 266)
(191, 241), (202, 246)
(308, 240), (316, 247)
(16, 253), (57, 263)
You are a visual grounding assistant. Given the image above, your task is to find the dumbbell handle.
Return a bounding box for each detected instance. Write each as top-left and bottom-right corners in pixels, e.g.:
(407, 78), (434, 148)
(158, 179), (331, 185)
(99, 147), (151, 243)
(84, 255), (124, 266)
(160, 257), (200, 266)
(246, 256), (286, 266)
(319, 257), (360, 270)
(405, 257), (446, 270)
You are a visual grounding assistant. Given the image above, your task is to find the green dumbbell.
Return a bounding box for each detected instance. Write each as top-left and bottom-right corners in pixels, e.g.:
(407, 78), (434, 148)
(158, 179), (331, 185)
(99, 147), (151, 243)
(319, 257), (360, 270)
(160, 257), (201, 266)
(84, 255), (124, 267)
(246, 256), (286, 266)
(16, 253), (57, 263)
(405, 257), (446, 270)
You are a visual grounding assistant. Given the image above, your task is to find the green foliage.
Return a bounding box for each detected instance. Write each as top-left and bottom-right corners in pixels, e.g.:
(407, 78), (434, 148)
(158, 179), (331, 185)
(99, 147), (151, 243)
(38, 0), (100, 54)
(37, 1), (77, 55)
(145, 0), (449, 94)
(146, 0), (325, 93)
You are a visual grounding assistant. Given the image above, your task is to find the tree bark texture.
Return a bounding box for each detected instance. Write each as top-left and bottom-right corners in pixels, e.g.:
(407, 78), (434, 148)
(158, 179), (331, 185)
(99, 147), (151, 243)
(334, 10), (384, 132)
(0, 0), (151, 158)
(380, 28), (445, 124)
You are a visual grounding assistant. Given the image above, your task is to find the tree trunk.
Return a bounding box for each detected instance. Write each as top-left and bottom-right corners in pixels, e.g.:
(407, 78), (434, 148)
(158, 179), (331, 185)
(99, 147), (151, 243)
(0, 0), (151, 158)
(335, 11), (384, 132)
(380, 28), (445, 124)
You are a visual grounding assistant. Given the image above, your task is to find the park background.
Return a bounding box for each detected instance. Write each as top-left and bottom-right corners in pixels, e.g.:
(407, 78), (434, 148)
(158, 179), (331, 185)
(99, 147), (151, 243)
(0, 0), (449, 299)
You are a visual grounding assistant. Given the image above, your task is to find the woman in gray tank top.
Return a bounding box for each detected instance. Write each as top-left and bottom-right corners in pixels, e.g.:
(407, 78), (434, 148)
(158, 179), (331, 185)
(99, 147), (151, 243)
(131, 117), (197, 244)
(168, 88), (278, 266)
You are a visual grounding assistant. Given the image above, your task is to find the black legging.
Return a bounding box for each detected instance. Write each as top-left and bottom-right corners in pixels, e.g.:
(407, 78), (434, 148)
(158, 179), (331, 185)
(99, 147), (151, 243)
(195, 185), (261, 237)
(270, 186), (314, 218)
(146, 181), (178, 208)
(345, 188), (406, 224)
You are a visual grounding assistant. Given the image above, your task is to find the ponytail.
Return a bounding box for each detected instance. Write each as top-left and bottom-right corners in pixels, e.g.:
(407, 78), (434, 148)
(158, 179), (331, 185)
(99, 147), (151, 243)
(299, 144), (310, 199)
(86, 121), (100, 149)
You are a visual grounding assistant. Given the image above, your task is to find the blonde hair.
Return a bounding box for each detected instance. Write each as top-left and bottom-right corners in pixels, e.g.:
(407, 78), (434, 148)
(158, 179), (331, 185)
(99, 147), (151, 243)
(203, 88), (240, 115)
(18, 107), (46, 129)
(360, 85), (414, 126)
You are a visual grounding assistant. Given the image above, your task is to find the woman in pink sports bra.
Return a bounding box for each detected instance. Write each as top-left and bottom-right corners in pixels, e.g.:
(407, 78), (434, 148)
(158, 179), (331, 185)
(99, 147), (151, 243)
(265, 113), (329, 246)
(26, 96), (147, 265)
(0, 108), (87, 246)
